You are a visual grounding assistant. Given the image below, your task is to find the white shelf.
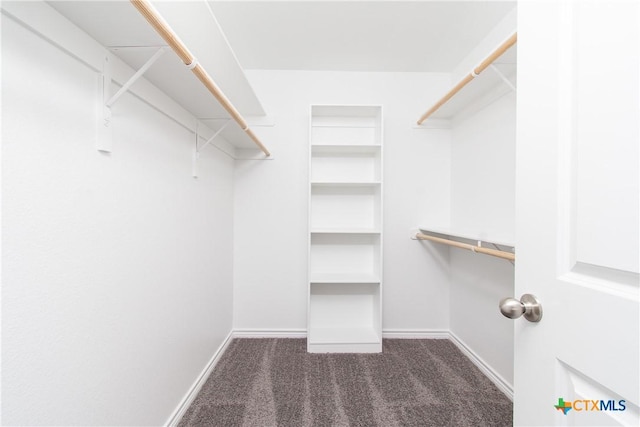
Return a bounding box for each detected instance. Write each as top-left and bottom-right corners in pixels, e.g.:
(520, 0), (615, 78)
(309, 273), (381, 284)
(310, 227), (380, 234)
(418, 43), (516, 124)
(433, 62), (516, 121)
(418, 225), (515, 248)
(311, 181), (381, 187)
(48, 0), (266, 150)
(311, 143), (381, 148)
(311, 124), (376, 129)
(311, 144), (381, 153)
(311, 105), (382, 119)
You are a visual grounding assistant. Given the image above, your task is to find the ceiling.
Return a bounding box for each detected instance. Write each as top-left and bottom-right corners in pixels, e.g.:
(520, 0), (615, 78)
(208, 1), (516, 72)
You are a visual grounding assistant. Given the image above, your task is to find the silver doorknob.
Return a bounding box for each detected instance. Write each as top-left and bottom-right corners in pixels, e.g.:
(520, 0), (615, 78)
(499, 294), (542, 322)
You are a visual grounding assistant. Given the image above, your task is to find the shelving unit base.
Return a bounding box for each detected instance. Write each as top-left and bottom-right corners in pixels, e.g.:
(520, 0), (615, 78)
(308, 328), (382, 354)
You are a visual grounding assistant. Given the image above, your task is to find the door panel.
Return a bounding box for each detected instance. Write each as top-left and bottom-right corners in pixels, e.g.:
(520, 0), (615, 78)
(556, 361), (639, 426)
(556, 281), (639, 404)
(573, 1), (639, 273)
(515, 1), (639, 425)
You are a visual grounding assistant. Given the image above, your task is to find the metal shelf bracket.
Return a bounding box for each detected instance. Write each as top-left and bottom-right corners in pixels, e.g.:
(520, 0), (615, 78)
(192, 120), (232, 178)
(96, 47), (167, 152)
(489, 64), (517, 92)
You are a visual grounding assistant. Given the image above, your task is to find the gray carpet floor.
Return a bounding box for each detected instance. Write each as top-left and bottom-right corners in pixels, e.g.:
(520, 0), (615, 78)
(178, 338), (512, 427)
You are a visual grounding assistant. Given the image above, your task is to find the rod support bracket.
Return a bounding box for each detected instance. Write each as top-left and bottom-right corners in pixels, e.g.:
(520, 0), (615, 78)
(488, 64), (517, 92)
(192, 119), (232, 178)
(97, 47), (166, 153)
(105, 46), (166, 108)
(96, 54), (113, 152)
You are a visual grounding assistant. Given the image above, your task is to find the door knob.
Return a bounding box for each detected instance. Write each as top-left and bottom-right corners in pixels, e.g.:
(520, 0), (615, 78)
(499, 294), (542, 322)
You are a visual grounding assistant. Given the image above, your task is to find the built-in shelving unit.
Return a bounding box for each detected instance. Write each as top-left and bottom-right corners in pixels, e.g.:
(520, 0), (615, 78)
(416, 33), (517, 125)
(308, 105), (383, 353)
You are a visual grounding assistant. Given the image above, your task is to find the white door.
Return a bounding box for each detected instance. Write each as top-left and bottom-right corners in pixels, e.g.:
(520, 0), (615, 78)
(514, 1), (639, 426)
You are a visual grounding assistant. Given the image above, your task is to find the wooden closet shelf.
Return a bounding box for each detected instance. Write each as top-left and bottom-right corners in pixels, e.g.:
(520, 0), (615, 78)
(417, 32), (517, 124)
(414, 227), (515, 262)
(128, 0), (271, 155)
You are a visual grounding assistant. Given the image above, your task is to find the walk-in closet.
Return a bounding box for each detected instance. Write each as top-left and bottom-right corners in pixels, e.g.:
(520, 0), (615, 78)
(2, 1), (638, 426)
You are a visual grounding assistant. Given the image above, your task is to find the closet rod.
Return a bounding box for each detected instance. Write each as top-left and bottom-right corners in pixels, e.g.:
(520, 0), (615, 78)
(416, 32), (517, 125)
(129, 0), (271, 156)
(415, 232), (515, 261)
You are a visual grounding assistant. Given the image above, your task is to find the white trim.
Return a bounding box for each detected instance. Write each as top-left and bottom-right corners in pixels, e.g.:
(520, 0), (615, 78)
(232, 329), (307, 338)
(382, 329), (450, 339)
(233, 328), (451, 340)
(448, 331), (514, 400)
(165, 331), (234, 427)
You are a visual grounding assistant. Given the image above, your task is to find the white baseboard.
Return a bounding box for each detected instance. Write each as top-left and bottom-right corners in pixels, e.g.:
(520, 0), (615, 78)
(232, 328), (307, 338)
(382, 329), (450, 339)
(448, 331), (514, 400)
(232, 329), (451, 340)
(165, 330), (234, 427)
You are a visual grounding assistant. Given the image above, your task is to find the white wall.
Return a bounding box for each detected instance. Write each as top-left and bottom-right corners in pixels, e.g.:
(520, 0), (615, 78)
(437, 5), (517, 389)
(1, 12), (234, 426)
(451, 93), (516, 238)
(449, 93), (516, 387)
(233, 70), (452, 333)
